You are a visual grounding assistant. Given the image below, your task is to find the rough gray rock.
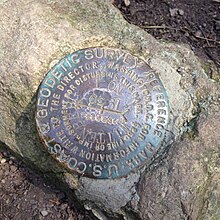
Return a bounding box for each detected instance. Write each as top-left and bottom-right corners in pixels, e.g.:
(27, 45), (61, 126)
(0, 0), (219, 219)
(134, 105), (220, 220)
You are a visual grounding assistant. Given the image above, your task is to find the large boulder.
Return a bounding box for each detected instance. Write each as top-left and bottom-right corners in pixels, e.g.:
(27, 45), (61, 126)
(0, 0), (219, 219)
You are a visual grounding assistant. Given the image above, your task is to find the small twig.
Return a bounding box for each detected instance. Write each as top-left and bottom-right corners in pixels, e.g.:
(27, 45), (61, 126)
(178, 26), (220, 44)
(204, 48), (220, 67)
(138, 22), (220, 67)
(204, 45), (218, 48)
(199, 26), (210, 46)
(140, 25), (179, 30)
(193, 35), (220, 44)
(140, 25), (220, 45)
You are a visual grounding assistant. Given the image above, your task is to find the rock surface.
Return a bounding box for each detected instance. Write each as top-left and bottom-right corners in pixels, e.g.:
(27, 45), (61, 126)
(0, 0), (219, 219)
(135, 107), (220, 220)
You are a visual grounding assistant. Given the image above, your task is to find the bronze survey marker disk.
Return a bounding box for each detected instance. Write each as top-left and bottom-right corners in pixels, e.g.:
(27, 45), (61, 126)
(36, 47), (169, 179)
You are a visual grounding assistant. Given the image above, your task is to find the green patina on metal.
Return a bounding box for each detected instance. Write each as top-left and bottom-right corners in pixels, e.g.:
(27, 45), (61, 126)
(36, 47), (169, 179)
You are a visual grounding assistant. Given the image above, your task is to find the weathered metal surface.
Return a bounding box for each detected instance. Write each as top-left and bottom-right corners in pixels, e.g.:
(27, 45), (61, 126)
(36, 47), (169, 179)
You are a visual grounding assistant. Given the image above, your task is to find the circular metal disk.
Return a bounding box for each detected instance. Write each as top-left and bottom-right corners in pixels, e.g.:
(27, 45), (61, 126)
(36, 47), (169, 179)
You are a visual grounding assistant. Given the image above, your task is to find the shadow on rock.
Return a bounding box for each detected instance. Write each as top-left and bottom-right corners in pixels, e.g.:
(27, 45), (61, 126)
(14, 94), (73, 189)
(12, 93), (89, 211)
(15, 93), (61, 174)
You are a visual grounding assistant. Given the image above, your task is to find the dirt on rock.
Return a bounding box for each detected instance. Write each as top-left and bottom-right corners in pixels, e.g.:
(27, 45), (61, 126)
(114, 0), (220, 69)
(0, 148), (96, 220)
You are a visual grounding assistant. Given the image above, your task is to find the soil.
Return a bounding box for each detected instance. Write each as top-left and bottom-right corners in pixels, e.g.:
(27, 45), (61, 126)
(114, 0), (220, 70)
(0, 148), (96, 220)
